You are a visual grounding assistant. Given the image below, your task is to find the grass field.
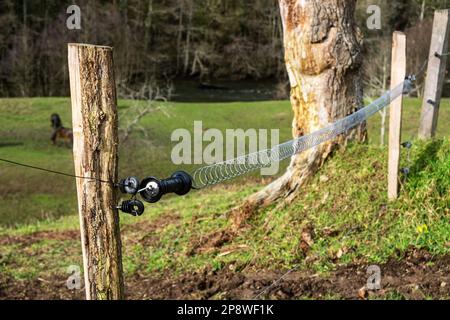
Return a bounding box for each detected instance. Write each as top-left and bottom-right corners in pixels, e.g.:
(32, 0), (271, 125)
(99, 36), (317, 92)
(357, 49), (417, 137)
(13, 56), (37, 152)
(0, 97), (449, 299)
(0, 97), (449, 226)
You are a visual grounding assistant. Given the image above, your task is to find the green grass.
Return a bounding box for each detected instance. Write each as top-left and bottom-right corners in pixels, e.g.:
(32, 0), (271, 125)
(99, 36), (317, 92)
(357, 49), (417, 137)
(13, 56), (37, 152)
(0, 97), (449, 226)
(0, 98), (292, 226)
(0, 139), (448, 281)
(0, 97), (448, 284)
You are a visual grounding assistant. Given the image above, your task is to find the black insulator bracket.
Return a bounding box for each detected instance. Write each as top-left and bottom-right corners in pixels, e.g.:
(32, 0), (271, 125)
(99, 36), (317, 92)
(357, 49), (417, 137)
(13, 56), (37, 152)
(403, 75), (416, 94)
(117, 170), (193, 215)
(119, 176), (140, 195)
(400, 167), (410, 176)
(139, 171), (193, 203)
(401, 141), (412, 149)
(116, 199), (145, 216)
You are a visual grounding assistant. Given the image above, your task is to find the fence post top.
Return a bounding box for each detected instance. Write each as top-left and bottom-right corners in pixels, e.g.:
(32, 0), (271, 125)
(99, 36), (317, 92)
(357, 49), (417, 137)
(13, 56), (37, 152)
(434, 9), (450, 15)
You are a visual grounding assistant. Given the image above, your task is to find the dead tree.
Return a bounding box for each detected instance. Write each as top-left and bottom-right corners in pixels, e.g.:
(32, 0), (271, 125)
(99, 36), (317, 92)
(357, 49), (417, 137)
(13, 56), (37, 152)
(233, 0), (366, 228)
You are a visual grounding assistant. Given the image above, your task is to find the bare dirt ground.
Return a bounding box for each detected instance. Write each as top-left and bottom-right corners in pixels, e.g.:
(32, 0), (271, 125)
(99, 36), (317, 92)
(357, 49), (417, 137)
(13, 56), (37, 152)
(0, 230), (79, 246)
(1, 247), (448, 300)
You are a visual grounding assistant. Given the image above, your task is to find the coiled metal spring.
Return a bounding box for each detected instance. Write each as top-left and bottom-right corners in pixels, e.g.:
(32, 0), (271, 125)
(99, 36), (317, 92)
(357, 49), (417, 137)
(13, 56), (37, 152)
(191, 80), (409, 189)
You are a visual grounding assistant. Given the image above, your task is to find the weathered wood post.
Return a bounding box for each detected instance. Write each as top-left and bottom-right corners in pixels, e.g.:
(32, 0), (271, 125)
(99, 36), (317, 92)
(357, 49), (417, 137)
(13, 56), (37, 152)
(68, 43), (124, 300)
(418, 10), (450, 139)
(388, 32), (407, 200)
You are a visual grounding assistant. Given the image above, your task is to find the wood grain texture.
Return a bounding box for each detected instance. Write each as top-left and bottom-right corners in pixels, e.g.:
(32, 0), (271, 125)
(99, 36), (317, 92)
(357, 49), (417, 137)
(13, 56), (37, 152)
(68, 43), (124, 300)
(419, 10), (450, 139)
(388, 32), (406, 200)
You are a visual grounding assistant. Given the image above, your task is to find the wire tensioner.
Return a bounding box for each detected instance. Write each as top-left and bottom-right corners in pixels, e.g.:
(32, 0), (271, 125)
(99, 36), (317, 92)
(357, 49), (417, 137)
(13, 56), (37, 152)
(116, 171), (193, 216)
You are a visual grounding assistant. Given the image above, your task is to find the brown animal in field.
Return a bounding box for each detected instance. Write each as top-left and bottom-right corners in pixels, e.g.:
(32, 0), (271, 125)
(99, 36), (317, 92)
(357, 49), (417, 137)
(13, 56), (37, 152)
(51, 113), (73, 147)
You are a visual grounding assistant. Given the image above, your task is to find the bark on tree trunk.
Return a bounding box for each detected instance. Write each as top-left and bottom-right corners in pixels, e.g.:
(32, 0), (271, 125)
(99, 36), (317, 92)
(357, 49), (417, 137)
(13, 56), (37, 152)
(232, 0), (366, 229)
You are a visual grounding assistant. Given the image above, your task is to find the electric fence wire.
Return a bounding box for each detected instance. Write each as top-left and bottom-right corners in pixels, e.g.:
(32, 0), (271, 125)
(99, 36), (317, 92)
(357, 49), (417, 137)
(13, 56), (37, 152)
(415, 51), (450, 80)
(0, 79), (411, 189)
(191, 78), (413, 189)
(0, 157), (117, 185)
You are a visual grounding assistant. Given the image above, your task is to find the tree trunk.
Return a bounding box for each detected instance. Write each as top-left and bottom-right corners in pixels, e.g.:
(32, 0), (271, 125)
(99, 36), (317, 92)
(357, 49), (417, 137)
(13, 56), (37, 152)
(183, 1), (193, 75)
(420, 0), (426, 21)
(176, 1), (184, 72)
(233, 0), (366, 229)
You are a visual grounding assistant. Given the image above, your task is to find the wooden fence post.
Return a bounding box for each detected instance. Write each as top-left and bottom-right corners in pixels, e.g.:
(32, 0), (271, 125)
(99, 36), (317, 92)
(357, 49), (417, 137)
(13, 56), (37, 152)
(388, 32), (407, 200)
(418, 9), (450, 139)
(68, 43), (124, 300)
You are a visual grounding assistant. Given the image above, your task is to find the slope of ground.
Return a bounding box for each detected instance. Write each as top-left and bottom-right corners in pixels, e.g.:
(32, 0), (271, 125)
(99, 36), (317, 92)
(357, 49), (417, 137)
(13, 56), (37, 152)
(0, 136), (448, 299)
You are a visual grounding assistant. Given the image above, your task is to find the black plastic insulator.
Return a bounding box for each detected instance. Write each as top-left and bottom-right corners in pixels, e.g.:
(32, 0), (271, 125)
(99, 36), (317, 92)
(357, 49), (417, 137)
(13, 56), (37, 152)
(117, 199), (145, 216)
(139, 171), (192, 203)
(403, 75), (415, 94)
(401, 141), (412, 149)
(119, 177), (140, 195)
(400, 167), (410, 176)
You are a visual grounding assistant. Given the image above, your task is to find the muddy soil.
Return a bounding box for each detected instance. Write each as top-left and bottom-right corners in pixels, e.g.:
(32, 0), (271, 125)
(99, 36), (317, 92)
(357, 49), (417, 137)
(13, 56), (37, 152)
(1, 248), (448, 300)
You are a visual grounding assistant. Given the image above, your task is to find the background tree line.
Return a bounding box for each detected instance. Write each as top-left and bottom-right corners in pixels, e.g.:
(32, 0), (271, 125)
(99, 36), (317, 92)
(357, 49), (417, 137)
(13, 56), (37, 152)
(0, 0), (448, 98)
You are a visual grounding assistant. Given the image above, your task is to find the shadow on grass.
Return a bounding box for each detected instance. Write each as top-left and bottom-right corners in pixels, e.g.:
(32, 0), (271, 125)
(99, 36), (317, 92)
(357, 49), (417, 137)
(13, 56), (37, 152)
(409, 139), (443, 177)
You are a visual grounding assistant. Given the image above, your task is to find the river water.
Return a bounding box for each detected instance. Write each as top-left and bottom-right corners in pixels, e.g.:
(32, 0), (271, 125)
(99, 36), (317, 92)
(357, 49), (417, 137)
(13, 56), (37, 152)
(170, 80), (283, 102)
